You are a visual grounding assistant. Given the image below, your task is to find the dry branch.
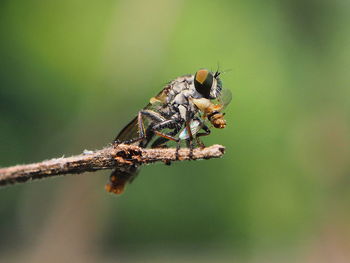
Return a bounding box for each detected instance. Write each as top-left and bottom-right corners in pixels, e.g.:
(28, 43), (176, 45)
(0, 144), (225, 187)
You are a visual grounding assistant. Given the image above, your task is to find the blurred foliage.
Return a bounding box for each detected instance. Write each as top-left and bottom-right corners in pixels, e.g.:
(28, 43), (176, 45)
(1, 0), (350, 262)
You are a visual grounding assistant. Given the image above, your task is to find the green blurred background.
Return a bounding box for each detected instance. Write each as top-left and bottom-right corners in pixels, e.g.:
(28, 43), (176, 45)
(1, 0), (350, 262)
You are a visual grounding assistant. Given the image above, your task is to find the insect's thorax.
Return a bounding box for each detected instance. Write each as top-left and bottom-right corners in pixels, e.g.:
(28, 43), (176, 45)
(158, 75), (202, 122)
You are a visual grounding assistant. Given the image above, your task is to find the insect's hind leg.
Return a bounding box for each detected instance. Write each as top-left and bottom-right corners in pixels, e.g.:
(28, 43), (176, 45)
(151, 119), (183, 160)
(151, 127), (179, 148)
(151, 125), (182, 162)
(151, 119), (180, 142)
(120, 110), (166, 145)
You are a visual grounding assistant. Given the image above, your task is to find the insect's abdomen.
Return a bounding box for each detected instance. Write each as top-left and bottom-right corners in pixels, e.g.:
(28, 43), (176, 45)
(105, 165), (139, 194)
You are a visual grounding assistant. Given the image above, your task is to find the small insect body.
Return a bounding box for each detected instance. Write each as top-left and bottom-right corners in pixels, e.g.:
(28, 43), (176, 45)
(106, 69), (231, 194)
(178, 119), (203, 140)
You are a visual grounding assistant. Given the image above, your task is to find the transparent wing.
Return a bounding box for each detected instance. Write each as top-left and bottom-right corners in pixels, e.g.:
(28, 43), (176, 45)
(114, 96), (168, 145)
(217, 87), (232, 110)
(114, 103), (153, 142)
(178, 119), (202, 140)
(114, 116), (139, 142)
(114, 86), (170, 144)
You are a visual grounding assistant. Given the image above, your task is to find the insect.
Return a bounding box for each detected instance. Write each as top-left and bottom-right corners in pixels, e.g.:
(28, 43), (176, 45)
(105, 69), (232, 194)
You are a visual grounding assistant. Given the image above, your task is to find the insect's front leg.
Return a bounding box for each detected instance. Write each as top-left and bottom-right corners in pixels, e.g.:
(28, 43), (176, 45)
(185, 109), (195, 159)
(195, 123), (211, 148)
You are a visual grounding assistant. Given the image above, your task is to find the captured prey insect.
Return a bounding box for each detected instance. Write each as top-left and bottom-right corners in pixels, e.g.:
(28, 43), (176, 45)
(105, 69), (232, 194)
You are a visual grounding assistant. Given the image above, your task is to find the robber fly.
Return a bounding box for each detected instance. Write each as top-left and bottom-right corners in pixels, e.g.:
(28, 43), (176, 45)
(105, 69), (232, 194)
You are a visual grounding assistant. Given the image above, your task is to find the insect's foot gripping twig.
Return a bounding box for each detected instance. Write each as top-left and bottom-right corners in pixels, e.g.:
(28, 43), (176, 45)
(196, 138), (206, 149)
(113, 139), (122, 145)
(186, 140), (195, 160)
(175, 142), (181, 160)
(187, 147), (194, 160)
(163, 160), (172, 166)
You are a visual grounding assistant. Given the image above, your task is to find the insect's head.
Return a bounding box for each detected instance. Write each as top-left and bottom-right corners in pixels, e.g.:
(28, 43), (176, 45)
(194, 69), (222, 100)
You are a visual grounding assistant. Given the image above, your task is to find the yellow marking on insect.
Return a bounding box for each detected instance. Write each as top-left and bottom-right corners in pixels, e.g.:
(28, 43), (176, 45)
(150, 91), (167, 104)
(195, 69), (209, 84)
(191, 98), (212, 112)
(150, 97), (160, 104)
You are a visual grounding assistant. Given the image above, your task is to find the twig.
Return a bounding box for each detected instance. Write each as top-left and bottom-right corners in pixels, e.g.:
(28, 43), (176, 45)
(0, 144), (225, 187)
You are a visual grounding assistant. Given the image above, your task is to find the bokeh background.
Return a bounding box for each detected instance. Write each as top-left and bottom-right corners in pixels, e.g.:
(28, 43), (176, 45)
(1, 0), (350, 262)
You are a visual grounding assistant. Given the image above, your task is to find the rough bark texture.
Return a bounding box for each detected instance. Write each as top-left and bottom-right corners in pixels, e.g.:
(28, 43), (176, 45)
(0, 144), (225, 186)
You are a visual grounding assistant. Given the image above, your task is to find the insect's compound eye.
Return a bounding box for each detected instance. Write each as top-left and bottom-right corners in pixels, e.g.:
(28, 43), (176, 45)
(194, 69), (214, 99)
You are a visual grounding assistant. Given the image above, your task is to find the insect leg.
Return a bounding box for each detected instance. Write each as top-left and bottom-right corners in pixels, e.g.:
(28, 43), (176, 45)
(195, 123), (211, 148)
(151, 119), (180, 142)
(152, 124), (181, 164)
(176, 140), (181, 160)
(184, 138), (194, 160)
(122, 110), (166, 145)
(139, 125), (154, 148)
(151, 126), (180, 148)
(141, 109), (166, 123)
(151, 118), (184, 160)
(152, 119), (177, 130)
(185, 110), (195, 159)
(153, 131), (179, 142)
